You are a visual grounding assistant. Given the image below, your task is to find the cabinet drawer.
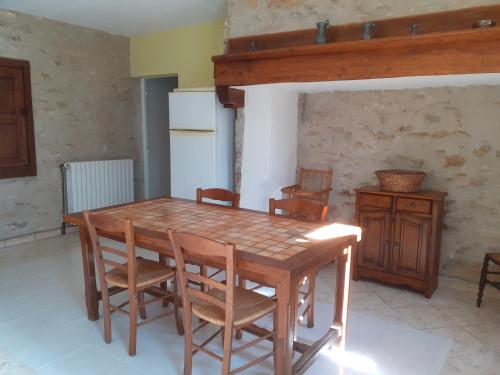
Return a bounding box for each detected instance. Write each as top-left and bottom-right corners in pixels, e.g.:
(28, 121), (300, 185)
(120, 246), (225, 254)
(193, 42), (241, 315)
(359, 194), (393, 209)
(396, 198), (431, 214)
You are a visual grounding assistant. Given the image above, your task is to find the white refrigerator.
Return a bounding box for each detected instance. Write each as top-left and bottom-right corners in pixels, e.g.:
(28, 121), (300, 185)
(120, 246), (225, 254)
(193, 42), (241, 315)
(169, 90), (235, 200)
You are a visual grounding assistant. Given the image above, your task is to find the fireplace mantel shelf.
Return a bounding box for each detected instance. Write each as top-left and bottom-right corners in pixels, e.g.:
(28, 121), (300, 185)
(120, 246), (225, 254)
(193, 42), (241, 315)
(213, 28), (499, 64)
(212, 5), (500, 108)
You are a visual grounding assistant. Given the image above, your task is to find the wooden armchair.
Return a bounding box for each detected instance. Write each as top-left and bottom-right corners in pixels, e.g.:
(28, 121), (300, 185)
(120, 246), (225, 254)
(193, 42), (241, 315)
(281, 167), (333, 205)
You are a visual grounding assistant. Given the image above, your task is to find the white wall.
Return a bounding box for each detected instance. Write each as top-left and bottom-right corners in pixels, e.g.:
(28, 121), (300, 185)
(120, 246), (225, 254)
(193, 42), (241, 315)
(239, 86), (299, 211)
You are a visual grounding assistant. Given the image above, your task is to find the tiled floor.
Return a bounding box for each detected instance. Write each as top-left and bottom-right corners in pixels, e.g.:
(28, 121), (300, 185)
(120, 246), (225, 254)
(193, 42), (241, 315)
(0, 233), (499, 374)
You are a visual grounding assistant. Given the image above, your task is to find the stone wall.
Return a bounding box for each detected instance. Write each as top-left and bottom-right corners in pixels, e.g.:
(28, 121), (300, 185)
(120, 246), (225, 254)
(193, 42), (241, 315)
(227, 0), (500, 281)
(227, 0), (500, 37)
(298, 87), (500, 280)
(0, 10), (142, 240)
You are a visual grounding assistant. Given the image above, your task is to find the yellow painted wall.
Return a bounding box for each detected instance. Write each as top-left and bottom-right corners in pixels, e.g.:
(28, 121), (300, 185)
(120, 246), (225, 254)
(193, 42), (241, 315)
(130, 21), (225, 88)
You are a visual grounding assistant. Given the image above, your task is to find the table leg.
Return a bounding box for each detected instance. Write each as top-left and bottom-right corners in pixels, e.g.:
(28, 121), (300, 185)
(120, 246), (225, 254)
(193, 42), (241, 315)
(78, 224), (99, 321)
(275, 276), (293, 375)
(334, 246), (352, 350)
(290, 277), (300, 346)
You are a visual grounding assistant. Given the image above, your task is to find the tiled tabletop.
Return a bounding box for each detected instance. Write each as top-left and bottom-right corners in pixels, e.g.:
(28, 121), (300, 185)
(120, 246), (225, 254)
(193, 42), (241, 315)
(102, 198), (323, 261)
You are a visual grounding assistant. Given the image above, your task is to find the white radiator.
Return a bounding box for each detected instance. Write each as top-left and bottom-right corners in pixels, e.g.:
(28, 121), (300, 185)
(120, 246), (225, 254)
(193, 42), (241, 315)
(62, 159), (134, 214)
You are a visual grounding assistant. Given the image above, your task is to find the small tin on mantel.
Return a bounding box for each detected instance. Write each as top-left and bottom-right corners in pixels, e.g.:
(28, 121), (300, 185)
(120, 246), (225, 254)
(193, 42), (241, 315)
(410, 23), (420, 35)
(472, 19), (496, 28)
(248, 40), (257, 52)
(315, 20), (330, 44)
(362, 22), (376, 40)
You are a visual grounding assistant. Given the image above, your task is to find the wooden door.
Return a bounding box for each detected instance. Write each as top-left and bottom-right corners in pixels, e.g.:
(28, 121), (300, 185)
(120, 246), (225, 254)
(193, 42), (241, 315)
(358, 209), (392, 271)
(392, 212), (430, 279)
(0, 57), (36, 179)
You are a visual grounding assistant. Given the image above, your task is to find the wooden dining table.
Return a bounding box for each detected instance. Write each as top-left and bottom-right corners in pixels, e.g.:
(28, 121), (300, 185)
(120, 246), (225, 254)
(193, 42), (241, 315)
(64, 197), (358, 375)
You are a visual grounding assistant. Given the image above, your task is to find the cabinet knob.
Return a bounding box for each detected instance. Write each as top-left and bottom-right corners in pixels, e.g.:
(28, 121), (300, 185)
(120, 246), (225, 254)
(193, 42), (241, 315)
(410, 202), (416, 208)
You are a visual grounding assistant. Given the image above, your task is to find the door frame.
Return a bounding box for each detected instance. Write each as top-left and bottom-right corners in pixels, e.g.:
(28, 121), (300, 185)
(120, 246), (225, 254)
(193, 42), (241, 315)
(140, 75), (178, 199)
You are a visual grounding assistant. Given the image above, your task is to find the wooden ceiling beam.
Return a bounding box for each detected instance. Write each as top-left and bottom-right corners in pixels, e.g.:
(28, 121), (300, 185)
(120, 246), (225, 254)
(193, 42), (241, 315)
(213, 28), (500, 87)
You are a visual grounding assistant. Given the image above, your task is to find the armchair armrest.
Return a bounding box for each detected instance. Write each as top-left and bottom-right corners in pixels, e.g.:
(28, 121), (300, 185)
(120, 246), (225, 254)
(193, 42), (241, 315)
(281, 184), (300, 194)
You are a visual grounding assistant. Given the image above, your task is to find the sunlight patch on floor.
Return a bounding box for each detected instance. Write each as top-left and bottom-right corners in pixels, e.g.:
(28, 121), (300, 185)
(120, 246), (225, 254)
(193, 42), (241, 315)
(321, 346), (379, 374)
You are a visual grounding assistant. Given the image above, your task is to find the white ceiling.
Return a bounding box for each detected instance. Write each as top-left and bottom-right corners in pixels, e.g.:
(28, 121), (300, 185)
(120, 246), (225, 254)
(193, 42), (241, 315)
(0, 0), (227, 36)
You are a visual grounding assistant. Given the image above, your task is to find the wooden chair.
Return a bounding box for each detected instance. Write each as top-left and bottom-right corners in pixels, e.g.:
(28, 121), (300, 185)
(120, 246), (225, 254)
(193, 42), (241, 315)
(195, 187), (240, 283)
(477, 252), (500, 307)
(168, 230), (277, 375)
(281, 167), (333, 205)
(83, 211), (183, 356)
(269, 198), (329, 329)
(196, 188), (240, 208)
(234, 198), (329, 336)
(269, 197), (328, 222)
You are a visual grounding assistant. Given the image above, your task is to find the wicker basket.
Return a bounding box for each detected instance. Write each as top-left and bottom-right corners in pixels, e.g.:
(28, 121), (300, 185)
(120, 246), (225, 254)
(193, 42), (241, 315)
(375, 170), (426, 193)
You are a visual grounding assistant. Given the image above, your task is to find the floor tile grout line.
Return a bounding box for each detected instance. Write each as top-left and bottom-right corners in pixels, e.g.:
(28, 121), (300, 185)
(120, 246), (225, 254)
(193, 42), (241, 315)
(34, 343), (93, 370)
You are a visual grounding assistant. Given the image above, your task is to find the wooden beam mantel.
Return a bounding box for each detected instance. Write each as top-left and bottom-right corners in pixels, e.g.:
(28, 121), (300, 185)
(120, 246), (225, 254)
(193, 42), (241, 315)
(212, 5), (500, 106)
(215, 86), (245, 109)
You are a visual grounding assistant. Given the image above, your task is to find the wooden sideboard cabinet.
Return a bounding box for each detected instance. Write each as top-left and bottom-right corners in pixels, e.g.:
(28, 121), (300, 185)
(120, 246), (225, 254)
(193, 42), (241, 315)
(354, 186), (447, 298)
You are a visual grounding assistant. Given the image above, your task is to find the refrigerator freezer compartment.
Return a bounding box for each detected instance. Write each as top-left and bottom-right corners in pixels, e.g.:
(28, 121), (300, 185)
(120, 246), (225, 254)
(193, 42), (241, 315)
(169, 91), (216, 131)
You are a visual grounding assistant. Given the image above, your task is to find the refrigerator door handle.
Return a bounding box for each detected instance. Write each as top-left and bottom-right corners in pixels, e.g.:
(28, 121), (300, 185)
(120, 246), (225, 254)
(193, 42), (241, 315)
(170, 129), (215, 135)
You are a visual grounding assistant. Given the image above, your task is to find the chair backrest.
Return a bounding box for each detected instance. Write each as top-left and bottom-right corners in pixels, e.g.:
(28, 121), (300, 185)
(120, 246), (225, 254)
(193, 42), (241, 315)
(168, 230), (236, 327)
(269, 198), (328, 222)
(297, 167), (333, 193)
(83, 211), (138, 292)
(196, 187), (240, 208)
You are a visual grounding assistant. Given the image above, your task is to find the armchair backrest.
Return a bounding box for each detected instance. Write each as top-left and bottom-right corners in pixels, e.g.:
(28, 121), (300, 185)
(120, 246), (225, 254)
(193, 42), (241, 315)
(297, 167), (333, 193)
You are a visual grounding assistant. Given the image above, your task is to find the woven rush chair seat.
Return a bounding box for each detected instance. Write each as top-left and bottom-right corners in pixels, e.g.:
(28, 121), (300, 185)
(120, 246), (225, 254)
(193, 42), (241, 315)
(105, 258), (175, 288)
(192, 287), (276, 327)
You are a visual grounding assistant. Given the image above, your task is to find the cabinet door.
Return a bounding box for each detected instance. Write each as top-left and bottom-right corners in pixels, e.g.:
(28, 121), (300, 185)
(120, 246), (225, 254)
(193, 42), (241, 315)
(392, 213), (430, 279)
(358, 209), (392, 271)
